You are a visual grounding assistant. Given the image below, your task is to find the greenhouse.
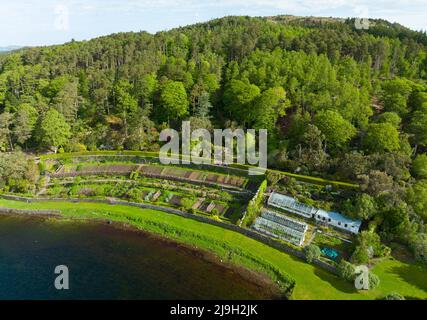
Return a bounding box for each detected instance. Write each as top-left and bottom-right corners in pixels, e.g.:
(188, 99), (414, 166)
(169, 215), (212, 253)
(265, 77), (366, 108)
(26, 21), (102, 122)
(261, 211), (308, 233)
(268, 193), (317, 218)
(253, 211), (308, 246)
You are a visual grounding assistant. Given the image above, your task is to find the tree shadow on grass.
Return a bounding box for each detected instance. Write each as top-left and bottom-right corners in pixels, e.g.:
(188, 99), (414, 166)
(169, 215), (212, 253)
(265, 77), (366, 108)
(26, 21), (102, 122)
(284, 252), (359, 294)
(389, 264), (427, 293)
(313, 267), (359, 294)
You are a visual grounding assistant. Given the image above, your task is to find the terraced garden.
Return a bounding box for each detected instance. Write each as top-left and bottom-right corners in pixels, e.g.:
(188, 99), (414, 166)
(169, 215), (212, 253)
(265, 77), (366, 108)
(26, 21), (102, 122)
(53, 163), (249, 190)
(36, 154), (261, 224)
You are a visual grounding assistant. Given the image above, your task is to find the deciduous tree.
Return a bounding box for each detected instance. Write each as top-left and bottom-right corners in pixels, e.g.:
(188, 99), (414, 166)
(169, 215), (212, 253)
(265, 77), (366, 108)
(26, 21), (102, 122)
(160, 80), (189, 121)
(364, 123), (400, 153)
(314, 110), (356, 148)
(38, 109), (72, 153)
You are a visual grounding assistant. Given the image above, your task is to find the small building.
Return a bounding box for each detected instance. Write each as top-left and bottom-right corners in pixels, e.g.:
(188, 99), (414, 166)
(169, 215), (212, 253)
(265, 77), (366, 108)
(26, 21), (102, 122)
(314, 209), (362, 234)
(268, 192), (362, 234)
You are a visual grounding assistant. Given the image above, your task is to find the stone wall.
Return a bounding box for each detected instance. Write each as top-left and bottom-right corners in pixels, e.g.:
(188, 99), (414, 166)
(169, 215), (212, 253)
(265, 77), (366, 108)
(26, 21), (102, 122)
(0, 206), (60, 216)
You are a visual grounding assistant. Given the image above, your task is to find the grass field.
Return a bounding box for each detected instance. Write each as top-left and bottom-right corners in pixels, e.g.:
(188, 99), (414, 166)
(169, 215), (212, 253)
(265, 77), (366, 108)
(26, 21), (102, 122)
(1, 199), (425, 300)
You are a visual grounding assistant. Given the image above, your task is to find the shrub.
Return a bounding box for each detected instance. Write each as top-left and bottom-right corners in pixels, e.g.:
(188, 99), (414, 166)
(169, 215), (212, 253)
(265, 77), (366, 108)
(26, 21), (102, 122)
(411, 234), (427, 264)
(8, 178), (32, 193)
(67, 142), (87, 153)
(127, 188), (143, 202)
(266, 171), (284, 187)
(353, 231), (391, 262)
(144, 190), (154, 201)
(38, 161), (47, 175)
(212, 215), (221, 221)
(164, 192), (173, 203)
(181, 198), (195, 210)
(369, 272), (380, 289)
(130, 171), (139, 180)
(384, 293), (405, 300)
(351, 246), (370, 264)
(304, 244), (321, 263)
(37, 177), (46, 190)
(338, 260), (356, 282)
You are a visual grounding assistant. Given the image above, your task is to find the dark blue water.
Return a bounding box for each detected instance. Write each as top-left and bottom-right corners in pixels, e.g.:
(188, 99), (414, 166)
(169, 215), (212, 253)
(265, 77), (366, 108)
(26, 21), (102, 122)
(0, 215), (279, 300)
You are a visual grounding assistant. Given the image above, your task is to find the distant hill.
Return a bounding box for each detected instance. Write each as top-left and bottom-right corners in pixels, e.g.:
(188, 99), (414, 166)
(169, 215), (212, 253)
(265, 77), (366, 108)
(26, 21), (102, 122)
(0, 46), (22, 52)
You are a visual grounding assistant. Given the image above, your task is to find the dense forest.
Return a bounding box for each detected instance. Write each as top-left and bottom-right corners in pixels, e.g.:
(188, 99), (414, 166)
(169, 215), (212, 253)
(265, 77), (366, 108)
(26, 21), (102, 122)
(0, 15), (427, 264)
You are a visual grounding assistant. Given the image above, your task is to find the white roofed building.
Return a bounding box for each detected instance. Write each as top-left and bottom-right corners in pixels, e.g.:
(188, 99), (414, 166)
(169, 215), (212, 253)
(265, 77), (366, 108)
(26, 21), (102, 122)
(268, 192), (362, 234)
(314, 209), (362, 234)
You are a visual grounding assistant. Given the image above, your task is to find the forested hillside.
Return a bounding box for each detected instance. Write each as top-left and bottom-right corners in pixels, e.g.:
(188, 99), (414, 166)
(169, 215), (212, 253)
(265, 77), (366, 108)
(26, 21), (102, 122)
(0, 15), (426, 263)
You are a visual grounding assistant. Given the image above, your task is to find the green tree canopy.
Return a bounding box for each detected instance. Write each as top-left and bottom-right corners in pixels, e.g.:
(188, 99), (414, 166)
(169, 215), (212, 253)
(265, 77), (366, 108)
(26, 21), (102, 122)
(195, 91), (213, 118)
(253, 87), (288, 131)
(364, 123), (400, 153)
(160, 80), (189, 121)
(0, 151), (39, 192)
(38, 108), (72, 153)
(407, 180), (427, 220)
(223, 79), (260, 124)
(412, 154), (427, 179)
(409, 111), (427, 147)
(314, 110), (356, 148)
(352, 193), (378, 220)
(338, 260), (356, 282)
(139, 73), (158, 106)
(0, 112), (13, 151)
(304, 244), (321, 263)
(376, 112), (402, 128)
(381, 78), (412, 116)
(411, 234), (427, 264)
(12, 103), (38, 146)
(53, 79), (80, 121)
(114, 79), (138, 137)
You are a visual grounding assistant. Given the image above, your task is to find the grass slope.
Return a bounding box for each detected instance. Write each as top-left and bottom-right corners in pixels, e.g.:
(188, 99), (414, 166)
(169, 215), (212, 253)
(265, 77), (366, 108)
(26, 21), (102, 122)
(1, 199), (426, 300)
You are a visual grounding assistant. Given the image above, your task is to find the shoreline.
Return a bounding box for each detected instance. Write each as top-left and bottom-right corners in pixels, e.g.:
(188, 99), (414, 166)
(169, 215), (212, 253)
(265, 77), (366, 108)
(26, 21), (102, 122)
(0, 209), (285, 300)
(97, 218), (284, 299)
(0, 196), (300, 296)
(0, 195), (315, 267)
(2, 198), (426, 300)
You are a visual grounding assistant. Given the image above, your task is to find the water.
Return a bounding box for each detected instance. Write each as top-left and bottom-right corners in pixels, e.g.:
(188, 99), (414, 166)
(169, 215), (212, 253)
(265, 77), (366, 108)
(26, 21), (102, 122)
(0, 215), (279, 300)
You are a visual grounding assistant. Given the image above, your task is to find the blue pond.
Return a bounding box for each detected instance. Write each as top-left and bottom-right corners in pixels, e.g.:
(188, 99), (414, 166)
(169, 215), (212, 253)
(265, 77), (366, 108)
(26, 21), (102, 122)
(321, 247), (339, 260)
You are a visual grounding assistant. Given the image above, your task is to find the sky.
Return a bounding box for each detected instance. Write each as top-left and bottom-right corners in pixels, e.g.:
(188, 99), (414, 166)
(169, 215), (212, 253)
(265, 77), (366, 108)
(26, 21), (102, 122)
(0, 0), (426, 47)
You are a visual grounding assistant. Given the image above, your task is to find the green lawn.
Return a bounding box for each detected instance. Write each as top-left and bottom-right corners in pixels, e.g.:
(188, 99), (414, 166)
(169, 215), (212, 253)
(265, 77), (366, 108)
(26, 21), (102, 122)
(370, 257), (427, 300)
(1, 198), (426, 300)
